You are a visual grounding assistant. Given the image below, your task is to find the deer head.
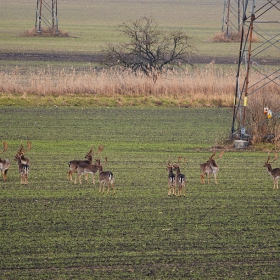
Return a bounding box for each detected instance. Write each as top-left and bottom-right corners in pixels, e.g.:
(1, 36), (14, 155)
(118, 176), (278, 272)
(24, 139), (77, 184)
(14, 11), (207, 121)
(166, 160), (173, 170)
(264, 153), (278, 166)
(84, 146), (94, 161)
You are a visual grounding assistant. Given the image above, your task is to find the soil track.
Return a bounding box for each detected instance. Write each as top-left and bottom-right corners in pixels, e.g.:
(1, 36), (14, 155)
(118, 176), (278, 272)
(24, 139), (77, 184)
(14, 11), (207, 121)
(0, 52), (278, 66)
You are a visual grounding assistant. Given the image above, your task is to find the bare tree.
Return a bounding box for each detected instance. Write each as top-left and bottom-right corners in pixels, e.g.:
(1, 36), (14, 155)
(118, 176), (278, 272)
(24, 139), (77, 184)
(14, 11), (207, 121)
(102, 17), (196, 80)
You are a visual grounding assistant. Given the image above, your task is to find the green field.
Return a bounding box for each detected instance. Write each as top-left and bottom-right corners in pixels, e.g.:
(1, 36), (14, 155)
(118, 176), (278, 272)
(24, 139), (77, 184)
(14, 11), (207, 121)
(1, 107), (279, 279)
(1, 0), (277, 60)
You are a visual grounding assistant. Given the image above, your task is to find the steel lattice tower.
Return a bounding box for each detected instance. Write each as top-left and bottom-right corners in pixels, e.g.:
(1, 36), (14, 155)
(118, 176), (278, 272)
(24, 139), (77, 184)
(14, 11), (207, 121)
(231, 0), (280, 140)
(35, 0), (58, 33)
(222, 0), (243, 37)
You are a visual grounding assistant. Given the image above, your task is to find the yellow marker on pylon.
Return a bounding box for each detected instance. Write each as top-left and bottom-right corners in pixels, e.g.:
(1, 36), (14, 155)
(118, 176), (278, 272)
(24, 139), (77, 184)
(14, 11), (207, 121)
(267, 110), (272, 119)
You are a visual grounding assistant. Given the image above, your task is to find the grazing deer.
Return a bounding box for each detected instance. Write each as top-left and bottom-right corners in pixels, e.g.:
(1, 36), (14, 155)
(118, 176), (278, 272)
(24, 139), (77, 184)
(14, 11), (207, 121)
(0, 141), (10, 181)
(76, 162), (102, 185)
(200, 150), (224, 184)
(98, 157), (115, 194)
(15, 141), (31, 185)
(173, 156), (186, 196)
(166, 161), (176, 196)
(264, 153), (280, 189)
(68, 145), (103, 182)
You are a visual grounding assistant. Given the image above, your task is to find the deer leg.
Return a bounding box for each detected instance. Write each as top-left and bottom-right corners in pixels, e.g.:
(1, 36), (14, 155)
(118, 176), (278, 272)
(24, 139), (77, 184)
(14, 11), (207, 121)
(78, 174), (83, 185)
(183, 185), (186, 197)
(214, 174), (218, 184)
(68, 171), (72, 181)
(201, 174), (205, 184)
(3, 170), (8, 180)
(106, 183), (110, 194)
(177, 185), (180, 196)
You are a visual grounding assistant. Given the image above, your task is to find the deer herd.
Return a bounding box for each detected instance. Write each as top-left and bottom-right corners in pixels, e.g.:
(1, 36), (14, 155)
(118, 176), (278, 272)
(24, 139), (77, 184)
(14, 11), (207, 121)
(1, 141), (280, 194)
(67, 145), (116, 194)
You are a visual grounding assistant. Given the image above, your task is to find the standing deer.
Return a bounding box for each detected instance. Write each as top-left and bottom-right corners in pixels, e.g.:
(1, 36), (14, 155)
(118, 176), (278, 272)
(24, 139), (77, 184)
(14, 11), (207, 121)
(68, 145), (103, 182)
(0, 141), (10, 181)
(68, 146), (93, 181)
(166, 161), (176, 196)
(200, 150), (224, 184)
(173, 156), (186, 196)
(15, 154), (30, 185)
(76, 162), (102, 185)
(16, 141), (31, 166)
(98, 157), (115, 194)
(264, 153), (280, 189)
(15, 141), (31, 185)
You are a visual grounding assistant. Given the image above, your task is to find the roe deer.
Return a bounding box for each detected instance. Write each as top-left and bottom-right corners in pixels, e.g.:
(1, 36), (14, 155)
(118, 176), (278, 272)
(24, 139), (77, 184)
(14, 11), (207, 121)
(15, 141), (31, 185)
(264, 153), (280, 189)
(173, 156), (186, 196)
(0, 141), (10, 181)
(200, 150), (224, 184)
(98, 157), (115, 194)
(166, 161), (176, 196)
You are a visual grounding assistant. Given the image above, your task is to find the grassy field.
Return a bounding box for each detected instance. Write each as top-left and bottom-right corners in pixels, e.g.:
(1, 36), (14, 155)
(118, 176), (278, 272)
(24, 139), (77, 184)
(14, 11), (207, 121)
(1, 107), (280, 279)
(1, 0), (278, 61)
(0, 0), (231, 55)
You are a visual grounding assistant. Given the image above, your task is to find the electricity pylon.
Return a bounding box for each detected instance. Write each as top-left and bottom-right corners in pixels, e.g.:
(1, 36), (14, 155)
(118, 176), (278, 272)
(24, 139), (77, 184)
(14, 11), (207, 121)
(222, 0), (243, 37)
(35, 0), (58, 33)
(231, 0), (280, 140)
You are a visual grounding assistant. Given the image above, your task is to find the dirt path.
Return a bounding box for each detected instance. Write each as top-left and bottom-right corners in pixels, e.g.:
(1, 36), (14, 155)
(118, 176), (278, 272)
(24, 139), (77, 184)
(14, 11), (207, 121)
(0, 52), (241, 64)
(0, 52), (278, 65)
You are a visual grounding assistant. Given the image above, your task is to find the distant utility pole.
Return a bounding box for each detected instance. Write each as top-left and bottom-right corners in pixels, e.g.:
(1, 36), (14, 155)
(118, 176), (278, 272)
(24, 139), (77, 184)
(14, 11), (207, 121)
(231, 0), (280, 139)
(35, 0), (58, 33)
(222, 0), (243, 37)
